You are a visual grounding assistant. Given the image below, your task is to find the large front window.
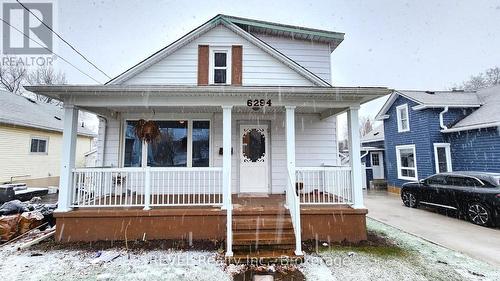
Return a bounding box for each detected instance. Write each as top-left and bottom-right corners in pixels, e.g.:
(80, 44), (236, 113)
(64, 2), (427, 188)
(124, 120), (210, 167)
(124, 121), (142, 167)
(192, 121), (210, 167)
(396, 145), (417, 181)
(148, 121), (188, 167)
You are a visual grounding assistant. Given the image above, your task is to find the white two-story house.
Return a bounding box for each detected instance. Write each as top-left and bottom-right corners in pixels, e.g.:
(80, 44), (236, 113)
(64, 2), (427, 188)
(28, 14), (390, 259)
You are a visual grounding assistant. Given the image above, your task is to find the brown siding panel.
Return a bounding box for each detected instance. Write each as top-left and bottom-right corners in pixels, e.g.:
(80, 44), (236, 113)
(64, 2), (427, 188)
(197, 45), (209, 85)
(231, 45), (242, 85)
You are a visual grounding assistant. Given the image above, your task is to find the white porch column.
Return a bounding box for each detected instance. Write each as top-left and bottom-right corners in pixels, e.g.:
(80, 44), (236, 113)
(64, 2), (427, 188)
(347, 106), (365, 209)
(222, 105), (233, 209)
(285, 106), (296, 183)
(57, 105), (79, 212)
(286, 106), (302, 256)
(222, 105), (233, 257)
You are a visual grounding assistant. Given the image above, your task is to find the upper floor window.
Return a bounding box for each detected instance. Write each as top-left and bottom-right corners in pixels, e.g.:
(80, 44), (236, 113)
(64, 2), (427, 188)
(30, 137), (48, 154)
(209, 47), (231, 85)
(396, 104), (410, 132)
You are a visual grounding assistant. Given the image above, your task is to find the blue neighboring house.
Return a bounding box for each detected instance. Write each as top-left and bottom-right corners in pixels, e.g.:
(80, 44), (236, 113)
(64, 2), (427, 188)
(361, 125), (386, 188)
(375, 86), (500, 193)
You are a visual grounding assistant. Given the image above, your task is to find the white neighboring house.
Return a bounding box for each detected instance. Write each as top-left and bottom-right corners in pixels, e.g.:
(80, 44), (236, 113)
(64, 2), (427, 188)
(28, 15), (391, 257)
(0, 90), (95, 186)
(361, 124), (386, 189)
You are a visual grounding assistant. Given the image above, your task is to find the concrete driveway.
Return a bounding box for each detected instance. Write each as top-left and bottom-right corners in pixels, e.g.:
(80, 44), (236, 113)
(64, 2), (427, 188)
(364, 190), (500, 267)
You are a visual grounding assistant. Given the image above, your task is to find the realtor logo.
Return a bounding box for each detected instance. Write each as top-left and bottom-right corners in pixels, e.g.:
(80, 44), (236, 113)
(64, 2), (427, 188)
(2, 2), (53, 54)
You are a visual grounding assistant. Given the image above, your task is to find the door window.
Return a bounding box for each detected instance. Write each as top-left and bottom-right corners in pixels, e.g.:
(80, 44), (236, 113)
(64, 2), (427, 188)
(242, 128), (266, 162)
(371, 153), (380, 166)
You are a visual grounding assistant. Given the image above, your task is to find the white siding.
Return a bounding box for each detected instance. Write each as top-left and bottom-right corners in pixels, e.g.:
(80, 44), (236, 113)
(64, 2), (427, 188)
(124, 25), (314, 86)
(251, 33), (332, 84)
(96, 117), (121, 167)
(100, 112), (337, 194)
(209, 112), (337, 194)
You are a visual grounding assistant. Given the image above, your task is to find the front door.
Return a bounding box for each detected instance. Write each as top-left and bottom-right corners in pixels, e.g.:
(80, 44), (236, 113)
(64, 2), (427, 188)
(371, 152), (384, 179)
(239, 125), (269, 193)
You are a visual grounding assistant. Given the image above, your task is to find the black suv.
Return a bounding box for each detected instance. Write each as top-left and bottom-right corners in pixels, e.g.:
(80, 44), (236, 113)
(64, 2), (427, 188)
(401, 171), (500, 227)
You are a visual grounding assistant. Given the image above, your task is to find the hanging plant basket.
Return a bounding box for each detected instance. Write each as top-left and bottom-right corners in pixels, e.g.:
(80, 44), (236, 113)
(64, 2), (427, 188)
(135, 119), (160, 143)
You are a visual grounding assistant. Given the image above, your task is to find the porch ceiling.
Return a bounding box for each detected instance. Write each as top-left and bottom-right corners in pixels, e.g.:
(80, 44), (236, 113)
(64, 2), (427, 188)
(88, 105), (339, 115)
(25, 85), (392, 119)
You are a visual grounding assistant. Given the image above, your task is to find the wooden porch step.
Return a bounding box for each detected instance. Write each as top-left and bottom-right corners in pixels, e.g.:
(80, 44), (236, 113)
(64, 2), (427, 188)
(227, 249), (303, 264)
(233, 229), (294, 239)
(233, 238), (296, 247)
(233, 217), (293, 230)
(233, 232), (295, 246)
(233, 208), (289, 216)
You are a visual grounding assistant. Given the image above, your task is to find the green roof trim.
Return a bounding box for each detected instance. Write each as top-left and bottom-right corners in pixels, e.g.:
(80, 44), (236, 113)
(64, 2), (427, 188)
(218, 15), (345, 41)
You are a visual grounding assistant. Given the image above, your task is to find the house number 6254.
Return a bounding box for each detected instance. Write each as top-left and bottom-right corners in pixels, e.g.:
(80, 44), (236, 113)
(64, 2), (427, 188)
(247, 99), (272, 107)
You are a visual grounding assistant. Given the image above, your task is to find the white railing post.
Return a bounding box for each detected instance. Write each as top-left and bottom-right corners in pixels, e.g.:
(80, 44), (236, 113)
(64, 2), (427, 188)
(57, 105), (79, 212)
(348, 107), (365, 209)
(222, 105), (233, 257)
(143, 166), (151, 210)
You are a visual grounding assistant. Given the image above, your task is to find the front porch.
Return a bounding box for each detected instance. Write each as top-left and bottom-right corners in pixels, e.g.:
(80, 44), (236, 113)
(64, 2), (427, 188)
(26, 85), (388, 257)
(54, 194), (368, 245)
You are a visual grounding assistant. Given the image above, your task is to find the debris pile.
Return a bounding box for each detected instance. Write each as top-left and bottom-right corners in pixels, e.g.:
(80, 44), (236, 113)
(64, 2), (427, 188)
(0, 198), (56, 242)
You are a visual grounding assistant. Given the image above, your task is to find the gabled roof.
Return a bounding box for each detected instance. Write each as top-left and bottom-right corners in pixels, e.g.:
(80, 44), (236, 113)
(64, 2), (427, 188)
(361, 124), (384, 143)
(0, 90), (95, 137)
(443, 85), (500, 132)
(107, 14), (342, 86)
(376, 90), (480, 120)
(220, 15), (344, 51)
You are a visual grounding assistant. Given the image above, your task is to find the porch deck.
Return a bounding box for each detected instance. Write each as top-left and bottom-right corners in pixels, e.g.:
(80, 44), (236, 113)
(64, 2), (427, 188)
(54, 195), (367, 244)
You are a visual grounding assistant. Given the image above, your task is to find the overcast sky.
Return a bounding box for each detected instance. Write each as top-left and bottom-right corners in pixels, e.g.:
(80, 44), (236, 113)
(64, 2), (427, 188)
(50, 0), (500, 134)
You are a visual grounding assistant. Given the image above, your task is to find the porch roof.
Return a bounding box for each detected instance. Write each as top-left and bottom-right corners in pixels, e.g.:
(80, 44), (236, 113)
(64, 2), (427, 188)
(25, 85), (391, 104)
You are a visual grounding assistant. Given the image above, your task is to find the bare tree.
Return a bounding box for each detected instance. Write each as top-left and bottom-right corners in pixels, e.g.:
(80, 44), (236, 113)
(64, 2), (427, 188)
(456, 66), (500, 91)
(485, 66), (500, 86)
(360, 116), (373, 136)
(0, 62), (27, 94)
(25, 66), (66, 104)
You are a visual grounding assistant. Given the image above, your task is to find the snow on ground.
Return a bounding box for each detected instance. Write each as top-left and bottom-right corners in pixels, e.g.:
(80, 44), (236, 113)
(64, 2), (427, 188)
(0, 246), (231, 281)
(301, 218), (500, 281)
(1, 218), (498, 281)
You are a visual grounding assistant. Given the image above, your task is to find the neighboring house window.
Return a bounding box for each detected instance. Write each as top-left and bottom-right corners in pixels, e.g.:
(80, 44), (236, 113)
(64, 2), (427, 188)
(30, 137), (48, 154)
(396, 104), (410, 132)
(209, 47), (231, 85)
(395, 144), (417, 180)
(124, 120), (210, 167)
(433, 143), (452, 173)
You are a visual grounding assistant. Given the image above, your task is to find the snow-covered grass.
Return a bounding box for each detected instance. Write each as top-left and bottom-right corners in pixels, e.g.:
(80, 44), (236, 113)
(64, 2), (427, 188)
(0, 246), (231, 281)
(1, 218), (498, 281)
(298, 218), (500, 281)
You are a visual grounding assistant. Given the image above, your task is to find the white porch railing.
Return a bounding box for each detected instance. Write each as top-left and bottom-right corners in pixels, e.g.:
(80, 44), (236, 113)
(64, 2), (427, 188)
(285, 168), (303, 256)
(71, 167), (223, 208)
(295, 166), (353, 205)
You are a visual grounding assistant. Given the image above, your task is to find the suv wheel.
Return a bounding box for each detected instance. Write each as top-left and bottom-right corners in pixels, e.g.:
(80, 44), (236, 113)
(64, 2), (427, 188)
(402, 191), (418, 208)
(467, 202), (491, 227)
